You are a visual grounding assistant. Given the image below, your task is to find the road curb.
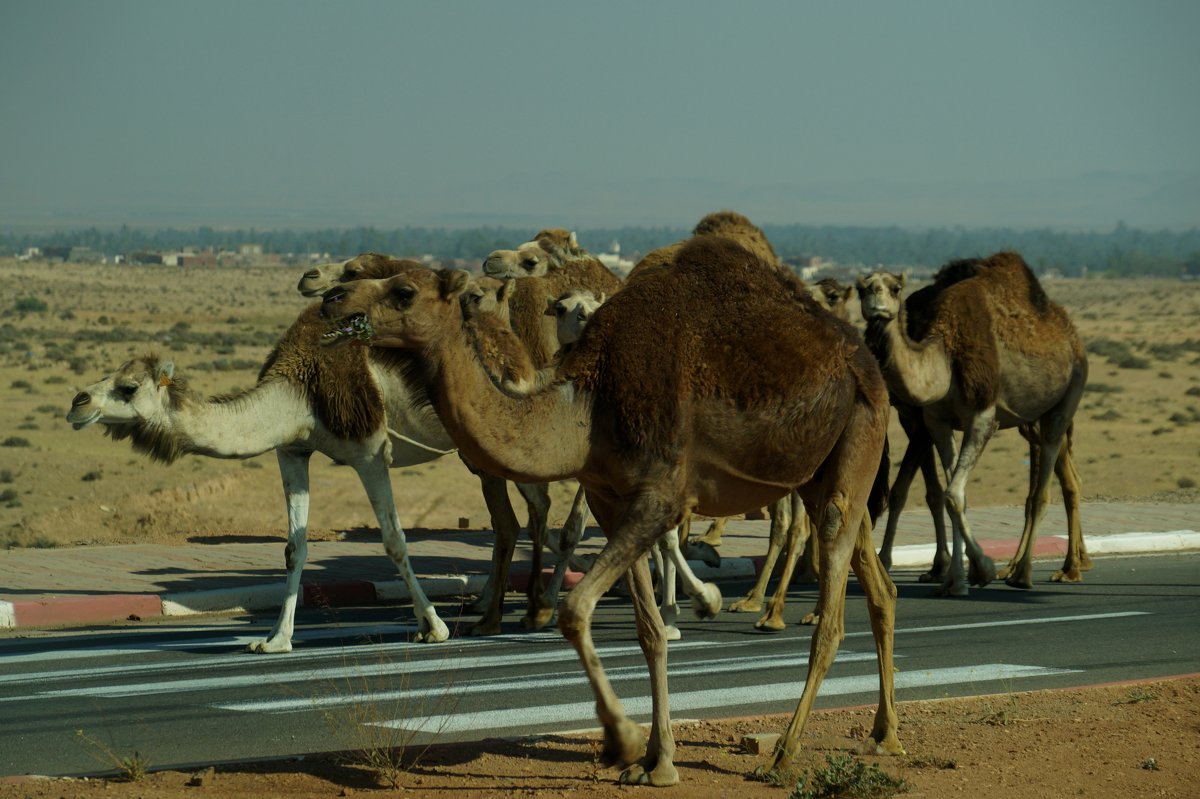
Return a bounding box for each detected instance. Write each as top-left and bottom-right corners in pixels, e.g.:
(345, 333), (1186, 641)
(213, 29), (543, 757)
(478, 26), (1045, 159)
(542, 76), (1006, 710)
(3, 530), (1197, 630)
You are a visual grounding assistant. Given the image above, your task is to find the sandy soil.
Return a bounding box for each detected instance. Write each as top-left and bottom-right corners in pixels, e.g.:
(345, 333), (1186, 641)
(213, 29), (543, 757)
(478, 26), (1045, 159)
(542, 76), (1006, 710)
(2, 259), (1199, 797)
(2, 676), (1196, 797)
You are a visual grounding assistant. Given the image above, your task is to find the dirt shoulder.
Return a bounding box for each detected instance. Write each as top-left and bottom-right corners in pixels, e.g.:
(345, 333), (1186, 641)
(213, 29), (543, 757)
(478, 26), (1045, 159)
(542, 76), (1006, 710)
(3, 676), (1196, 798)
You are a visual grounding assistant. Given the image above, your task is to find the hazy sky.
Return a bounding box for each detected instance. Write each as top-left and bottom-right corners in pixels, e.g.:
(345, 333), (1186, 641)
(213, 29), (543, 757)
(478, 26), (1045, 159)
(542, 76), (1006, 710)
(2, 1), (1198, 230)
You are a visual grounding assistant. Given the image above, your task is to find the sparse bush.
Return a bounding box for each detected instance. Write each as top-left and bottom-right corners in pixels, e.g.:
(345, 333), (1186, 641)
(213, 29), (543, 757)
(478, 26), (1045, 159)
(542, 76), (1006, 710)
(1092, 409), (1122, 421)
(1117, 355), (1150, 370)
(42, 375), (67, 385)
(1, 437), (31, 448)
(81, 471), (102, 482)
(1179, 477), (1197, 489)
(1085, 383), (1123, 394)
(791, 753), (910, 799)
(10, 379), (32, 391)
(0, 470), (13, 483)
(13, 296), (48, 313)
(0, 489), (18, 503)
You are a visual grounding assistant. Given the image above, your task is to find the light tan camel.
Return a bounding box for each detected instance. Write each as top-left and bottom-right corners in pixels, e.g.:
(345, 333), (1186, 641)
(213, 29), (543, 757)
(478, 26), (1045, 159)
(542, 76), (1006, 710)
(296, 254), (567, 632)
(65, 336), (459, 652)
(545, 288), (604, 349)
(319, 237), (901, 786)
(856, 276), (950, 582)
(857, 253), (1090, 595)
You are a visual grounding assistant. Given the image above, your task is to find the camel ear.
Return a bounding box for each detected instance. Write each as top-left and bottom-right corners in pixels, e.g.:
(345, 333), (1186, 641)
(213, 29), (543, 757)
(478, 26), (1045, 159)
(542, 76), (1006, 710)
(441, 270), (472, 300)
(597, 292), (605, 304)
(497, 279), (515, 304)
(841, 286), (854, 302)
(894, 273), (906, 289)
(157, 361), (175, 387)
(568, 231), (579, 251)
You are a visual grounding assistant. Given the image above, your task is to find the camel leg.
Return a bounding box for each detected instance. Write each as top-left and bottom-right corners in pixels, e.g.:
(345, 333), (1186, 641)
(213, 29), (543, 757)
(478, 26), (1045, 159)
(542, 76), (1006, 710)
(542, 485), (590, 624)
(354, 457), (448, 643)
(466, 469), (521, 635)
(249, 449), (313, 654)
(999, 426), (1043, 585)
(620, 557), (678, 786)
(928, 412), (996, 597)
(558, 493), (678, 786)
(700, 515), (728, 547)
(730, 495), (790, 613)
(1052, 427), (1091, 581)
(755, 501), (809, 631)
(661, 526), (722, 620)
(793, 492), (820, 584)
(877, 431), (923, 572)
(918, 443), (950, 582)
(767, 496), (857, 774)
(655, 531), (681, 641)
(514, 481), (553, 629)
(849, 516), (903, 755)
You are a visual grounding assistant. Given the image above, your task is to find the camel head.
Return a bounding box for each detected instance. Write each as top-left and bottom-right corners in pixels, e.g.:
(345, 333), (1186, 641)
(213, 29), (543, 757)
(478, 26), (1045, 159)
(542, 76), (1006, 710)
(462, 276), (516, 326)
(545, 288), (604, 346)
(856, 272), (905, 322)
(481, 228), (584, 279)
(297, 253), (424, 297)
(321, 268), (472, 350)
(67, 356), (179, 431)
(807, 278), (853, 321)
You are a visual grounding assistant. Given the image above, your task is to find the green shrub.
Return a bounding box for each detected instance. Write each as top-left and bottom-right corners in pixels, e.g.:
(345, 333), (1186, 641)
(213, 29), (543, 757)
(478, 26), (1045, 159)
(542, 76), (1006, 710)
(791, 754), (910, 799)
(13, 297), (48, 313)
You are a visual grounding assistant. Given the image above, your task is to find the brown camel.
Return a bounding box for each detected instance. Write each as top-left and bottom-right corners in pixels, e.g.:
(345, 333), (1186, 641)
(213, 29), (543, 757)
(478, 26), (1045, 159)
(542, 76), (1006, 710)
(857, 253), (1090, 595)
(319, 236), (901, 786)
(297, 254), (573, 633)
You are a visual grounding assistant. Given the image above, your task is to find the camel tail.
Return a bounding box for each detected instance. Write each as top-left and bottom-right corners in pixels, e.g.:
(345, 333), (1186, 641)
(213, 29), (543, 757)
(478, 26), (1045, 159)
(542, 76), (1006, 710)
(867, 435), (889, 525)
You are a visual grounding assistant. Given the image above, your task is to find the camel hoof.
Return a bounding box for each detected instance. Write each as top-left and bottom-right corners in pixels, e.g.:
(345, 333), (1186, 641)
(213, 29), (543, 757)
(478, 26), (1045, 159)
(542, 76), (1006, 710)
(246, 637), (292, 654)
(620, 759), (679, 787)
(1080, 555), (1095, 572)
(754, 615), (786, 632)
(935, 581), (969, 598)
(1050, 569), (1083, 583)
(860, 734), (906, 757)
(692, 582), (723, 619)
(664, 624), (682, 641)
(521, 607), (556, 630)
(684, 541), (721, 568)
(466, 618), (502, 637)
(1004, 573), (1034, 590)
(728, 596), (763, 613)
(970, 556), (997, 587)
(602, 719), (645, 768)
(800, 611), (820, 626)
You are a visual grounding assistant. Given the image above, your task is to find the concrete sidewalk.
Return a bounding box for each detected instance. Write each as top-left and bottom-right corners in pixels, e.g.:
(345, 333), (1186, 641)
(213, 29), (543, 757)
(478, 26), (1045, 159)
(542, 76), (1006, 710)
(1, 501), (1197, 630)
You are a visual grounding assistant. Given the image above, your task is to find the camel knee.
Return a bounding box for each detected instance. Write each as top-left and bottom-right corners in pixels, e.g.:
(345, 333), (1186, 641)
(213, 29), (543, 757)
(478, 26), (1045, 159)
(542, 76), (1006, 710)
(557, 596), (587, 642)
(818, 497), (847, 542)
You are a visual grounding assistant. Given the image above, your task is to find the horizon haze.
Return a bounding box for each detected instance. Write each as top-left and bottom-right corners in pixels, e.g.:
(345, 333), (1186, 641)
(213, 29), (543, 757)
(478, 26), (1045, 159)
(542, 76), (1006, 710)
(2, 2), (1198, 233)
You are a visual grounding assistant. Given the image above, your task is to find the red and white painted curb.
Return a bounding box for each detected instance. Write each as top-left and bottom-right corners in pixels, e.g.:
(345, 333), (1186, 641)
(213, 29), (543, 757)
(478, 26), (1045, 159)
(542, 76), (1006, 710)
(2, 530), (1196, 630)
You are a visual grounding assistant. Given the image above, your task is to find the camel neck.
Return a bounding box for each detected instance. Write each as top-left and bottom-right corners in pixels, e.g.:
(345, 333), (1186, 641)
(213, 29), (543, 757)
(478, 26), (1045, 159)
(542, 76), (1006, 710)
(864, 309), (952, 408)
(169, 381), (315, 460)
(415, 321), (592, 483)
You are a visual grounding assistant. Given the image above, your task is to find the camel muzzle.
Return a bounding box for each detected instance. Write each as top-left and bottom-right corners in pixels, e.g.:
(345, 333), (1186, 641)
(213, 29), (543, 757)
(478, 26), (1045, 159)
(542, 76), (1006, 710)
(71, 392), (91, 408)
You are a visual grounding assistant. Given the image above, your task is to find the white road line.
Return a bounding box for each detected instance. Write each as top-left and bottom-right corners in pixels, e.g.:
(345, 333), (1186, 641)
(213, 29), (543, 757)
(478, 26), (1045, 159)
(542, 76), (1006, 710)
(212, 651), (883, 713)
(373, 663), (1081, 734)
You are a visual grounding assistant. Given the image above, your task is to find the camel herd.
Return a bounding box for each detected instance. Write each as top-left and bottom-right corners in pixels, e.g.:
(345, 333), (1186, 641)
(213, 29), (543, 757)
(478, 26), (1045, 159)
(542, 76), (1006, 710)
(65, 211), (1089, 786)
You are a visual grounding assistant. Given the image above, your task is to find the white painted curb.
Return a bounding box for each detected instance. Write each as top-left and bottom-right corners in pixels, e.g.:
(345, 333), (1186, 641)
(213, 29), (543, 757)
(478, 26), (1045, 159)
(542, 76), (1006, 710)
(0, 600), (14, 628)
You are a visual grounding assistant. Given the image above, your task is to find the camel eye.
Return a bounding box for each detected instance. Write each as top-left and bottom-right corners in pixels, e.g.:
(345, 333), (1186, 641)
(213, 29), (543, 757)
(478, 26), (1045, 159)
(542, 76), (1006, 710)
(391, 284), (416, 305)
(890, 285), (901, 296)
(116, 383), (138, 399)
(522, 257), (540, 272)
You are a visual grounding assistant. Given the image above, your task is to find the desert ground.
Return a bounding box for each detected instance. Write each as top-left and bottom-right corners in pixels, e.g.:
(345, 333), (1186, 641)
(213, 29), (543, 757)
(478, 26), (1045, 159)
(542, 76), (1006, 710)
(1, 257), (1199, 796)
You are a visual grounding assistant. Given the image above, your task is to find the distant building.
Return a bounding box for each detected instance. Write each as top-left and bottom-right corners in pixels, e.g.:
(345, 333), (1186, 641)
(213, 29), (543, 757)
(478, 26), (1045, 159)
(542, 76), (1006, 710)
(238, 243), (264, 257)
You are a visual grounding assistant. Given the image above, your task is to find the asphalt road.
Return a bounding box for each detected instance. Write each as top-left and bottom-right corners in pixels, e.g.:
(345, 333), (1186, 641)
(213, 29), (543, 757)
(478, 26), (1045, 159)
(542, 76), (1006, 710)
(2, 551), (1197, 778)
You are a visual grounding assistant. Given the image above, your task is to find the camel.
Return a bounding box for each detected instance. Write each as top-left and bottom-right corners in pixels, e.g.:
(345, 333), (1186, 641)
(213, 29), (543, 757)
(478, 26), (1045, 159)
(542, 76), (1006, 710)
(545, 288), (604, 349)
(296, 254), (572, 633)
(319, 235), (901, 786)
(65, 335), (459, 652)
(857, 253), (1090, 595)
(857, 276), (951, 582)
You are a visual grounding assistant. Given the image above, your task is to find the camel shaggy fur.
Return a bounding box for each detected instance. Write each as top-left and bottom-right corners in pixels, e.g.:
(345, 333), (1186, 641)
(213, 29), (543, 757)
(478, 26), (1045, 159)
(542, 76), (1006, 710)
(319, 235), (900, 786)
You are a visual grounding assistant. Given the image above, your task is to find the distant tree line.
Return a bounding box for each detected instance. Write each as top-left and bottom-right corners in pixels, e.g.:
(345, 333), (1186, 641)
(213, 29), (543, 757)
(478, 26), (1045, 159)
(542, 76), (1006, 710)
(3, 221), (1198, 277)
